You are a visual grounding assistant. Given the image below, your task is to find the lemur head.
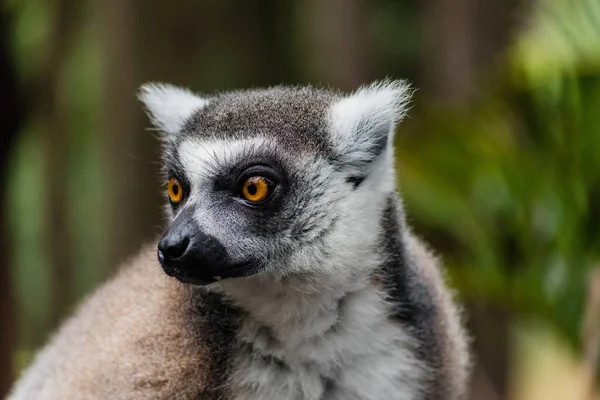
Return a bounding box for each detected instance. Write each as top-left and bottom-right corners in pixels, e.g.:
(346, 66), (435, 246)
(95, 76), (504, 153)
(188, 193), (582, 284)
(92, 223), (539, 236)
(139, 81), (411, 286)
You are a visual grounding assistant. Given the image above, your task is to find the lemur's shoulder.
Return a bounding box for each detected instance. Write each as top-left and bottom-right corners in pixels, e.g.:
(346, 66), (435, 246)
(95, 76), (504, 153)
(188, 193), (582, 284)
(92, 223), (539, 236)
(9, 244), (234, 400)
(375, 197), (470, 399)
(402, 233), (471, 399)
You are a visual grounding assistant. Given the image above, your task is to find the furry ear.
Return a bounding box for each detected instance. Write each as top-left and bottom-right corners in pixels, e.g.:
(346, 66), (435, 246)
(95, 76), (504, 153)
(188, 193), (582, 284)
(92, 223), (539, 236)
(328, 80), (411, 172)
(138, 83), (209, 139)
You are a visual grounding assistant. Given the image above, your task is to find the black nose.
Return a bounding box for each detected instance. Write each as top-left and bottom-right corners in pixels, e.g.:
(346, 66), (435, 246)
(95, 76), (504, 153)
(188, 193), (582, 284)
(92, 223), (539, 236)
(157, 207), (234, 285)
(156, 207), (262, 285)
(158, 234), (190, 265)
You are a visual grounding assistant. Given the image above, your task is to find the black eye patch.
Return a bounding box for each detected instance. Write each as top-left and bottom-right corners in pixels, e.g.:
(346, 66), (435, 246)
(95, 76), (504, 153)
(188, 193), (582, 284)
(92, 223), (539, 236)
(346, 176), (365, 189)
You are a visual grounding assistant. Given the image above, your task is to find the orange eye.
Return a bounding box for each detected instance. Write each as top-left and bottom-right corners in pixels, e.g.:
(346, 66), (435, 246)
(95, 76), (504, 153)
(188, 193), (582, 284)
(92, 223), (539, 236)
(167, 178), (184, 204)
(241, 176), (271, 203)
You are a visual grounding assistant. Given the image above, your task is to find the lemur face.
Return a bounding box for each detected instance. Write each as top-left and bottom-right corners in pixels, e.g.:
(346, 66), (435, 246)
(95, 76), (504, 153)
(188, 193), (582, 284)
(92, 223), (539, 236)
(139, 82), (410, 285)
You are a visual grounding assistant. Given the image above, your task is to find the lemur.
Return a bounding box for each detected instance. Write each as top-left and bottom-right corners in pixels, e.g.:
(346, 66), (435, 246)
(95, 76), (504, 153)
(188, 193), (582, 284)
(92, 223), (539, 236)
(9, 80), (470, 400)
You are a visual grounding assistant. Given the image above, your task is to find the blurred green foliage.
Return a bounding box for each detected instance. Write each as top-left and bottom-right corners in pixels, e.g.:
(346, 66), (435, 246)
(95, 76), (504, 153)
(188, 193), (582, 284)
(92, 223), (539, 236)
(397, 0), (600, 352)
(7, 0), (109, 351)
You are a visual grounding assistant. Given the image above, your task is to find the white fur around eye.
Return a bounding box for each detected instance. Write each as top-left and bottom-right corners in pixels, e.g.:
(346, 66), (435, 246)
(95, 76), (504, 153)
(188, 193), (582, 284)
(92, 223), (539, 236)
(138, 82), (209, 138)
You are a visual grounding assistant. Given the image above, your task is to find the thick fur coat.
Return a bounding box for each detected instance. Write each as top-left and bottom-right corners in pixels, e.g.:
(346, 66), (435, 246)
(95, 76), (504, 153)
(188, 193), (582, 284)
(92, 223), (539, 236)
(9, 81), (470, 400)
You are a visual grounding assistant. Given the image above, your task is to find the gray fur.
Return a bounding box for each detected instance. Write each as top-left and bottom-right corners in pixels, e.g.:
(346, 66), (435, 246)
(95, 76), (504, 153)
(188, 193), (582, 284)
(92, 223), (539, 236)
(9, 81), (470, 400)
(181, 86), (337, 154)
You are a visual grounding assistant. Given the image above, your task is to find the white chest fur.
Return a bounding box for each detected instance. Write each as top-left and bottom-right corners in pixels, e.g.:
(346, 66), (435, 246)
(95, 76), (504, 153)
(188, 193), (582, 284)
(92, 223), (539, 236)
(225, 284), (426, 400)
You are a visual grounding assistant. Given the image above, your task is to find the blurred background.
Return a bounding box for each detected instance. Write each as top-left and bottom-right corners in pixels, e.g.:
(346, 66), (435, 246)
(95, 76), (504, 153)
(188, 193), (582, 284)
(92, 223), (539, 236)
(1, 0), (599, 399)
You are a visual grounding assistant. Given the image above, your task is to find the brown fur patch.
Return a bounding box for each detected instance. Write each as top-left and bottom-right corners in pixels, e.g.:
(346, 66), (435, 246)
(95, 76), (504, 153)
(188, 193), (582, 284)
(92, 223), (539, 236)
(10, 244), (237, 399)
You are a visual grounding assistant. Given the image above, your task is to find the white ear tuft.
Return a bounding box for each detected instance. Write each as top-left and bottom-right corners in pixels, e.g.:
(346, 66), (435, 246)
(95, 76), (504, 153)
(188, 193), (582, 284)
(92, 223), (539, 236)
(328, 79), (412, 171)
(138, 83), (209, 138)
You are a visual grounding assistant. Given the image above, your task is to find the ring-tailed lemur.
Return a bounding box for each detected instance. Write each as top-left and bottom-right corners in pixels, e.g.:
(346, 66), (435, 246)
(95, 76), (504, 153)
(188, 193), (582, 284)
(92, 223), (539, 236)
(9, 80), (470, 400)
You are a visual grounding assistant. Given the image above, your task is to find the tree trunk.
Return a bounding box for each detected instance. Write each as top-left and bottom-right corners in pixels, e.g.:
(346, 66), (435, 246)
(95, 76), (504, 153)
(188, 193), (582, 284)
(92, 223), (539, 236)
(467, 304), (511, 400)
(39, 0), (81, 329)
(102, 0), (157, 269)
(0, 8), (20, 398)
(421, 0), (522, 106)
(133, 0), (293, 91)
(295, 0), (372, 91)
(422, 0), (476, 105)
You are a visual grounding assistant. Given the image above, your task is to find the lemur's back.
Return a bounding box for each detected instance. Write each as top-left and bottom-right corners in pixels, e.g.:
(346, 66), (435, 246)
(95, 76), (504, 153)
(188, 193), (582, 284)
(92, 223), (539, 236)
(9, 245), (235, 399)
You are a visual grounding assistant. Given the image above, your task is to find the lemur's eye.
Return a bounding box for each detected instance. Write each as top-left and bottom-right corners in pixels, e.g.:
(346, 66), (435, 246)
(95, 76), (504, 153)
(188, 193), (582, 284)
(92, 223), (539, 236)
(167, 178), (184, 204)
(241, 176), (272, 203)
